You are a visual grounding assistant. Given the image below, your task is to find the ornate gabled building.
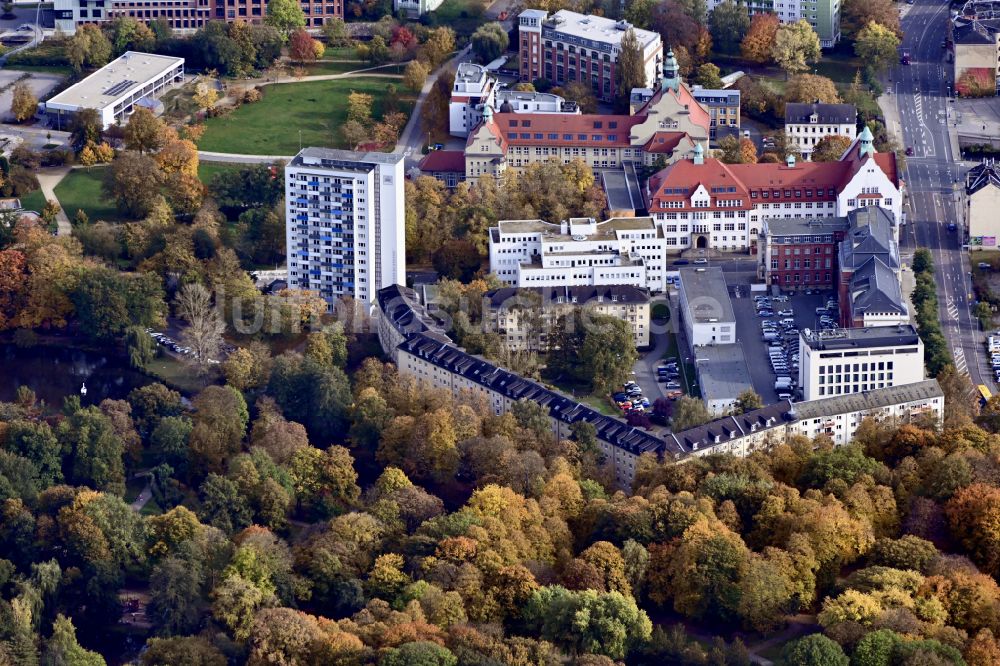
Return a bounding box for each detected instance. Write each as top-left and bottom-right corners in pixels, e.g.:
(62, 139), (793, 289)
(645, 126), (901, 254)
(463, 50), (710, 181)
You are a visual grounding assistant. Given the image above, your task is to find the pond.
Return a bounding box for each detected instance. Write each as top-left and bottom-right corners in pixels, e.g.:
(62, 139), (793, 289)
(0, 343), (154, 407)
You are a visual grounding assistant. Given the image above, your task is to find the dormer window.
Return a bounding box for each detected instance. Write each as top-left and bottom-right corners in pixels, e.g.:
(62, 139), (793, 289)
(809, 113), (818, 123)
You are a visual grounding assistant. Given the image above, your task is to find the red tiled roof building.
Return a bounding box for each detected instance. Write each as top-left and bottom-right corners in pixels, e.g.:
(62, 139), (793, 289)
(645, 127), (902, 254)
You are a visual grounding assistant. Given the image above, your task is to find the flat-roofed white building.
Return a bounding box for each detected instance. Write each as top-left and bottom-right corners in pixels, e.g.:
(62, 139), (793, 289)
(798, 324), (925, 401)
(678, 266), (736, 346)
(44, 52), (185, 130)
(488, 216), (667, 292)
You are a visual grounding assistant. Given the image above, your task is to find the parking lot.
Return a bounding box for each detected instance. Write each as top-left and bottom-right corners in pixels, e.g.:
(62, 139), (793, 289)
(0, 70), (64, 123)
(728, 284), (837, 404)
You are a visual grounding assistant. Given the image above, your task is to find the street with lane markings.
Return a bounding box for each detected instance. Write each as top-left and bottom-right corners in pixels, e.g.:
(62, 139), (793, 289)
(889, 0), (994, 389)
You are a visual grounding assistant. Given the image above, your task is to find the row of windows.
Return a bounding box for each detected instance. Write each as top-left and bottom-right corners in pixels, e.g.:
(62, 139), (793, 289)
(771, 258), (834, 269)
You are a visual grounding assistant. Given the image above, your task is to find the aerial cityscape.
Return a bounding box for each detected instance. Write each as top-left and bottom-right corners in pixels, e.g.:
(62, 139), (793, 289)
(2, 0), (1000, 662)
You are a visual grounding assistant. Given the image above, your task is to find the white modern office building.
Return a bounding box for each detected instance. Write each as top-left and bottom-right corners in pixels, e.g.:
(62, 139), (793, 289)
(488, 216), (667, 292)
(44, 52), (185, 130)
(678, 267), (736, 347)
(798, 325), (925, 401)
(285, 148), (405, 307)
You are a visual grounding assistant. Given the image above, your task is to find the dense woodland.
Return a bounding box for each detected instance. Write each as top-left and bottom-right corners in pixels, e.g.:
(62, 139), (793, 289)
(2, 303), (1000, 665)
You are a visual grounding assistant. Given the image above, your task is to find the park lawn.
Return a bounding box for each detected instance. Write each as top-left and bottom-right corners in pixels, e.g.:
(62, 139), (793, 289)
(18, 188), (47, 213)
(198, 161), (243, 186)
(815, 51), (866, 84)
(197, 77), (416, 155)
(143, 356), (216, 395)
(303, 60), (407, 76)
(53, 166), (127, 223)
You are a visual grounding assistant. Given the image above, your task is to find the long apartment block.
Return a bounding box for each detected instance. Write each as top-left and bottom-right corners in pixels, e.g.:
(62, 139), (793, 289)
(375, 285), (944, 488)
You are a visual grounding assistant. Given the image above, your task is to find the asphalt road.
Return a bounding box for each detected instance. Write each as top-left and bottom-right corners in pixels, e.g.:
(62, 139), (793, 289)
(891, 0), (993, 388)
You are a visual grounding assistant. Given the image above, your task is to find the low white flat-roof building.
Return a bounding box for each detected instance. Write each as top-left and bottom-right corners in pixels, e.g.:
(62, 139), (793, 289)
(489, 216), (668, 292)
(45, 52), (185, 130)
(678, 266), (736, 347)
(696, 344), (754, 415)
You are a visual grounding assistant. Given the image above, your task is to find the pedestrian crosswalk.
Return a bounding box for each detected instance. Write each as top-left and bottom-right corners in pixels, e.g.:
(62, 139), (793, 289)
(954, 346), (968, 374)
(947, 302), (960, 319)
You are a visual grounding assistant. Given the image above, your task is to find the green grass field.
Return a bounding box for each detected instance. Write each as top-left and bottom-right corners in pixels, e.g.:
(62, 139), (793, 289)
(305, 60), (406, 76)
(197, 77), (416, 155)
(197, 162), (243, 186)
(18, 189), (47, 213)
(53, 167), (126, 223)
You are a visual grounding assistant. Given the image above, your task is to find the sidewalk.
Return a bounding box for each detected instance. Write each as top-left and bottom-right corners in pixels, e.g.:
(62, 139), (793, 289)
(34, 166), (71, 236)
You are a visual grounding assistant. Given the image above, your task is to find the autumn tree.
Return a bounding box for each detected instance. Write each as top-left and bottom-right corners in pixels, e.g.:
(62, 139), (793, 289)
(672, 396), (711, 431)
(709, 0), (749, 54)
(772, 20), (821, 77)
(192, 80), (219, 111)
(785, 73), (841, 103)
(842, 0), (900, 40)
(403, 59), (429, 93)
(739, 137), (758, 164)
(741, 13), (779, 63)
(780, 634), (848, 666)
(547, 310), (638, 394)
(946, 483), (1000, 576)
(615, 28), (646, 111)
(42, 614), (106, 666)
(811, 135), (853, 162)
(188, 385), (249, 477)
(10, 82), (38, 123)
(695, 63), (724, 89)
(855, 21), (901, 74)
(289, 28), (323, 62)
(175, 283), (226, 368)
(322, 18), (351, 46)
(103, 151), (162, 218)
(124, 106), (169, 154)
(67, 24), (112, 72)
(264, 0), (305, 36)
(471, 22), (509, 64)
(223, 342), (273, 390)
(524, 586), (652, 660)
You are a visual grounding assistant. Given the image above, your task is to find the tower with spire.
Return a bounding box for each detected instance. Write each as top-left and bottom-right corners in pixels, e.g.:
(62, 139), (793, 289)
(857, 125), (875, 158)
(662, 48), (680, 93)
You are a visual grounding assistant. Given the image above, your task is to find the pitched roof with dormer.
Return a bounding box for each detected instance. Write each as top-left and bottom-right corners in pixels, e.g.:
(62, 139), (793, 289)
(646, 133), (899, 211)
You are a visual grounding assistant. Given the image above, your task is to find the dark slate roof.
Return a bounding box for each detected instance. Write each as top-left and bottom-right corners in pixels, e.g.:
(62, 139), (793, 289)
(785, 102), (857, 125)
(850, 258), (907, 316)
(376, 285), (447, 340)
(762, 216), (850, 237)
(954, 19), (1000, 44)
(840, 207), (898, 271)
(484, 284), (650, 309)
(666, 401), (793, 453)
(397, 332), (675, 458)
(967, 161), (1000, 196)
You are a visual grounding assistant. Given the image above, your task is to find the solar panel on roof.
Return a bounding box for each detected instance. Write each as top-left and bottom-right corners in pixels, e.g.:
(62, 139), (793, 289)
(103, 80), (137, 97)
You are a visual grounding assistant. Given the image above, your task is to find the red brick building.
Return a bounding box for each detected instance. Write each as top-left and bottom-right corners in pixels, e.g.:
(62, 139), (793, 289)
(759, 217), (850, 291)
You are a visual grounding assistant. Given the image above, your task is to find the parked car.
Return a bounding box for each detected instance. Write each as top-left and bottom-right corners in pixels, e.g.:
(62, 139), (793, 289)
(693, 258), (708, 264)
(777, 309), (794, 316)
